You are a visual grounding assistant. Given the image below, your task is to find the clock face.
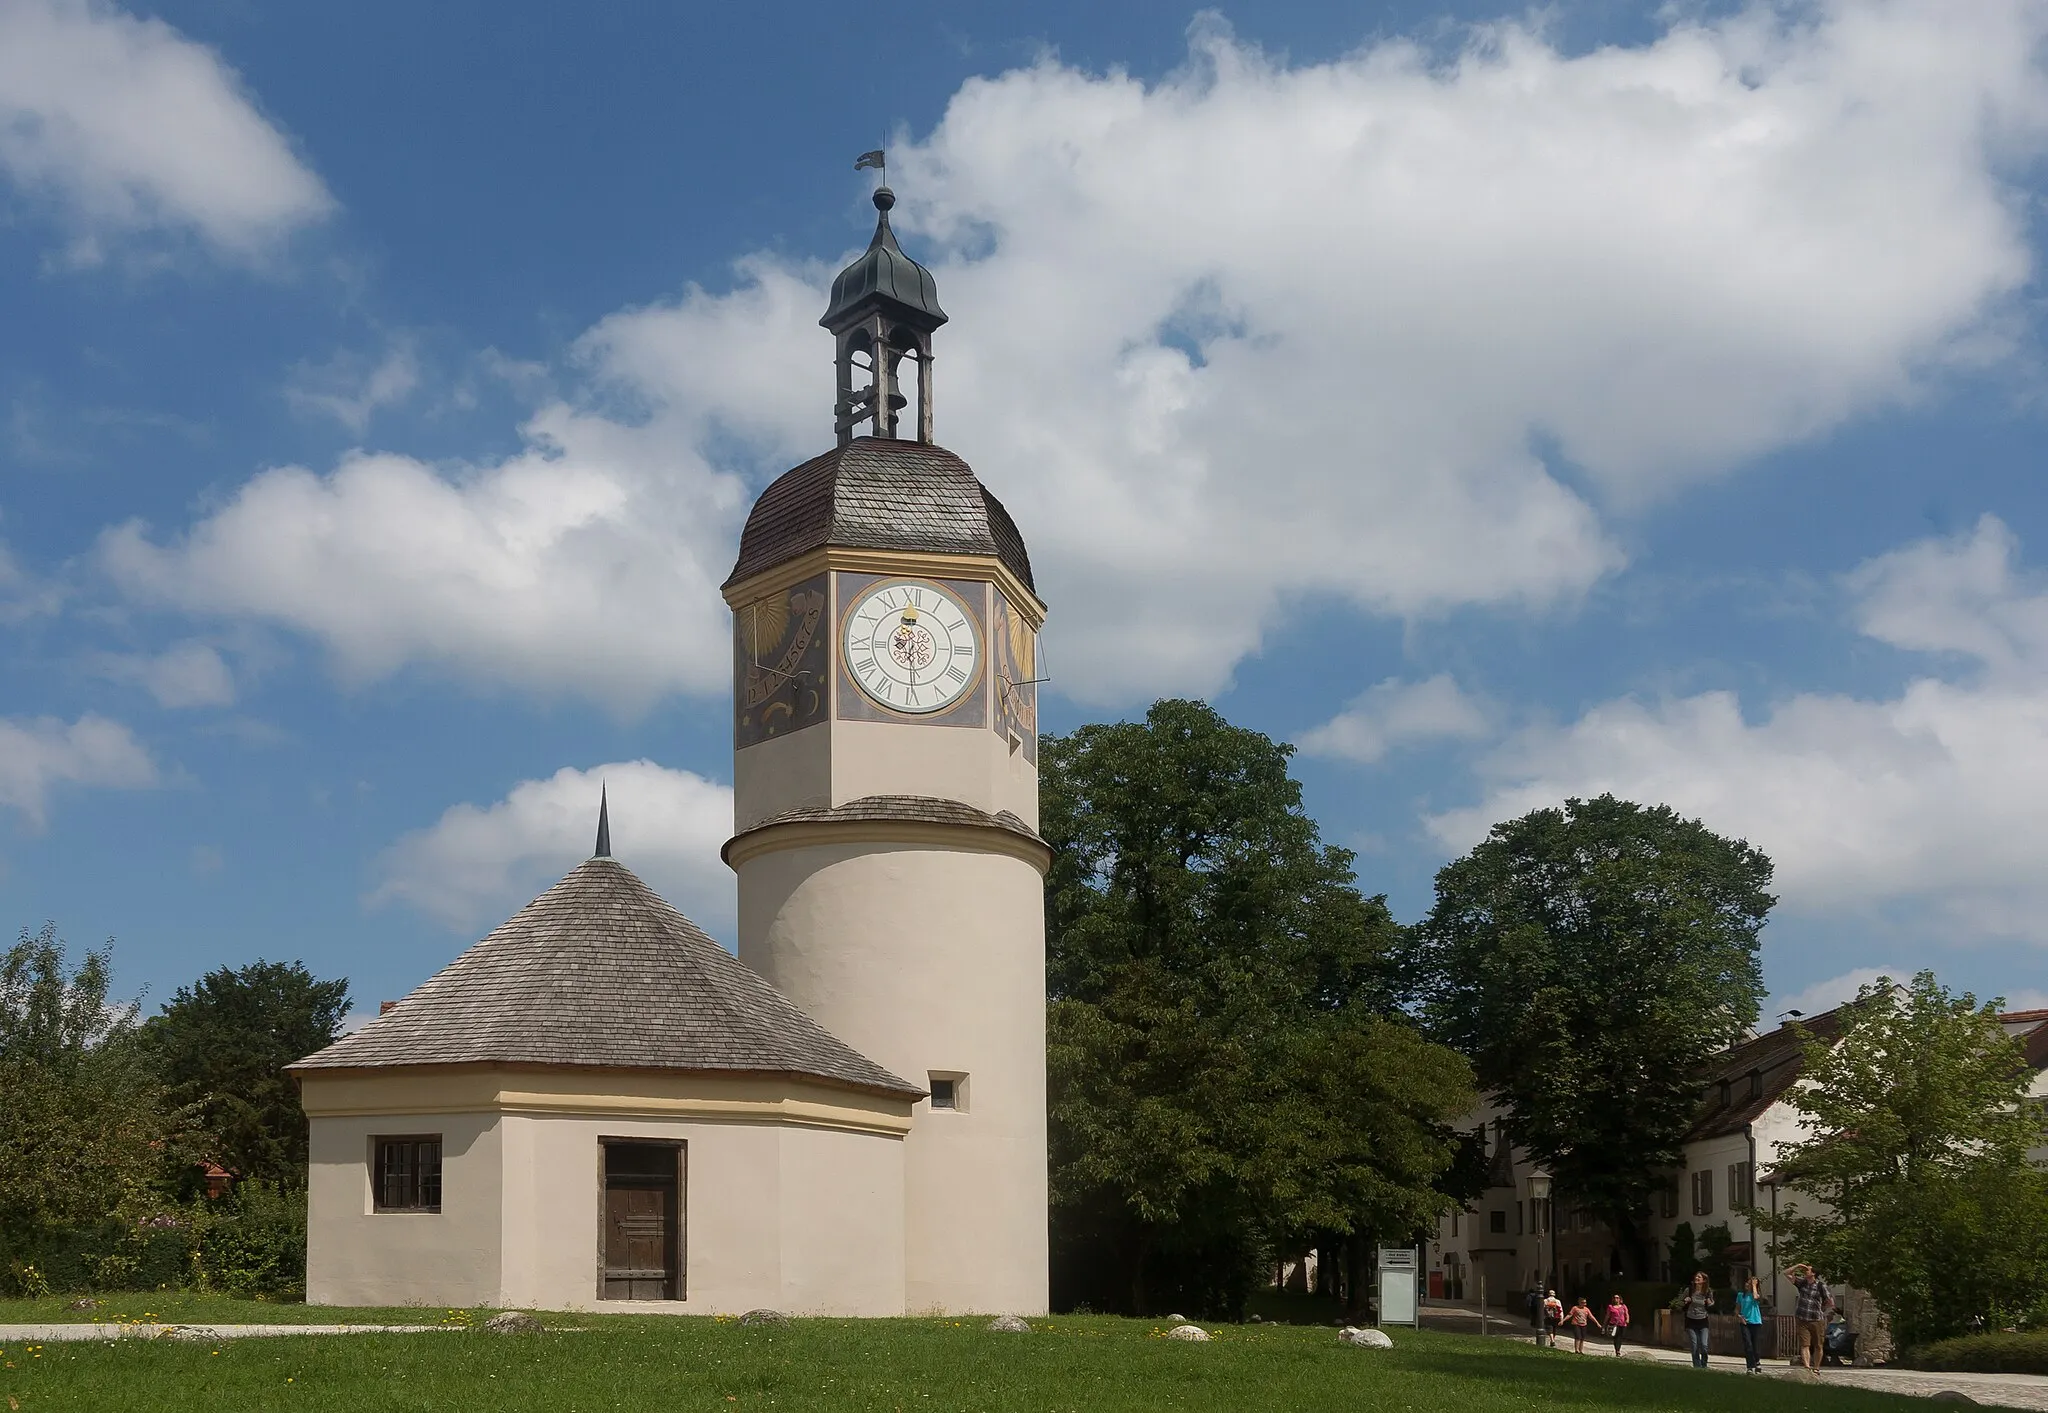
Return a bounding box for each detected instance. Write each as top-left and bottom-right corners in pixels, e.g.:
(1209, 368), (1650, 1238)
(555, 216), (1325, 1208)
(842, 579), (980, 715)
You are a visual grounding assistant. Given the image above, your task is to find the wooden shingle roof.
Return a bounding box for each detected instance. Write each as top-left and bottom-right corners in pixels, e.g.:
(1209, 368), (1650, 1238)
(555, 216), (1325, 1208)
(289, 857), (920, 1098)
(725, 438), (1034, 594)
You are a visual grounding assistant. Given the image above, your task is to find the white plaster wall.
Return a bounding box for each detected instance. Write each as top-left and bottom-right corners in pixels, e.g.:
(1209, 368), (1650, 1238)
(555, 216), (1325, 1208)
(777, 1123), (907, 1315)
(734, 722), (832, 830)
(305, 1111), (502, 1308)
(830, 718), (1038, 828)
(739, 841), (1048, 1314)
(500, 1114), (904, 1315)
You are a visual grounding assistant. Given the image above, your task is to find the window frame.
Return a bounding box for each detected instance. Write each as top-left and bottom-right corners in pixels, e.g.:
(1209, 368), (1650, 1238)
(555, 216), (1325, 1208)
(1727, 1160), (1754, 1210)
(371, 1134), (443, 1214)
(927, 1071), (967, 1111)
(1691, 1168), (1714, 1217)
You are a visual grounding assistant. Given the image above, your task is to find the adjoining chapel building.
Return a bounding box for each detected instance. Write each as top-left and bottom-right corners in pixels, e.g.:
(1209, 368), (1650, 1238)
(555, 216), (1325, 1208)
(290, 181), (1051, 1316)
(1430, 1003), (2048, 1344)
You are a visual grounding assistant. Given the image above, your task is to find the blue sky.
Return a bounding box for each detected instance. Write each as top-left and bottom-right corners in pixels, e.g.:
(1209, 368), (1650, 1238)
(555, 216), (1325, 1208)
(4, 0), (2047, 1027)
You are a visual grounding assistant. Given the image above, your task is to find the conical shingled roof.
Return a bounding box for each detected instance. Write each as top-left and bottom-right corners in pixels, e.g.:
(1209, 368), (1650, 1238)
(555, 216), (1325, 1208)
(289, 857), (920, 1098)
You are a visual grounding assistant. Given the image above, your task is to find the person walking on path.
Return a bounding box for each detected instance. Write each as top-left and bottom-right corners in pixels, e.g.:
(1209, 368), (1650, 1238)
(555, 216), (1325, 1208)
(1562, 1295), (1604, 1354)
(1603, 1293), (1630, 1356)
(1542, 1289), (1565, 1346)
(1789, 1263), (1834, 1372)
(1678, 1271), (1716, 1368)
(1736, 1275), (1767, 1373)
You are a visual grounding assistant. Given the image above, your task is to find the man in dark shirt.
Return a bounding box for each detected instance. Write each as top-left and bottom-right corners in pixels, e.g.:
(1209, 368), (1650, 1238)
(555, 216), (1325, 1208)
(1789, 1263), (1833, 1370)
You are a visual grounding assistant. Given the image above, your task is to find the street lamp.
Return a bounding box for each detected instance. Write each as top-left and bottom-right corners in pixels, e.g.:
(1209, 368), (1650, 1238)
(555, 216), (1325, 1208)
(1529, 1171), (1552, 1349)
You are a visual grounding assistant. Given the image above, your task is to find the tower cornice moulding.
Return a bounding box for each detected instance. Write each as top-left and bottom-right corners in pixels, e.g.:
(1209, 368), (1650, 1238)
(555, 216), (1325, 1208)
(722, 814), (1053, 874)
(722, 545), (1046, 629)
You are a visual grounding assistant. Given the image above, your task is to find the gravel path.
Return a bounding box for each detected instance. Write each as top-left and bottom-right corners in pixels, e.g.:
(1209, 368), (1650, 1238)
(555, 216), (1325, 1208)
(0, 1322), (455, 1342)
(1417, 1306), (2048, 1409)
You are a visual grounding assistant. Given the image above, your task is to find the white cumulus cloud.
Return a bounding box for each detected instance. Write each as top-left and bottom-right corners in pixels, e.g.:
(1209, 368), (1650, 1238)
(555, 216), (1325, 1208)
(286, 340), (422, 434)
(92, 640), (235, 707)
(1768, 967), (1899, 1023)
(371, 759), (736, 938)
(100, 1), (2048, 706)
(94, 265), (830, 708)
(1297, 674), (1492, 763)
(0, 0), (332, 260)
(1431, 517), (2048, 943)
(0, 713), (158, 827)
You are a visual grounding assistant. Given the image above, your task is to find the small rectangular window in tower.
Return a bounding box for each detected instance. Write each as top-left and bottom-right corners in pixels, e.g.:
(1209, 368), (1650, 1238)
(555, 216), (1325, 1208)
(927, 1072), (966, 1110)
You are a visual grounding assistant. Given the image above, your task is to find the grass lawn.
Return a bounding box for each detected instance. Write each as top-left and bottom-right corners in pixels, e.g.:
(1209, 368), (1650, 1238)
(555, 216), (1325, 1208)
(0, 1309), (1937, 1413)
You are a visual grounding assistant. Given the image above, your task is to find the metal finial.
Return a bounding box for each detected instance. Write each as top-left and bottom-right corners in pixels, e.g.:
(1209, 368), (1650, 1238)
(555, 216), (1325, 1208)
(594, 784), (611, 859)
(872, 186), (896, 213)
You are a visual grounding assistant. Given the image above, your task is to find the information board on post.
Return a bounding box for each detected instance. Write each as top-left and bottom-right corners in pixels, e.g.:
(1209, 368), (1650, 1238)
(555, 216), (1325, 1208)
(1377, 1246), (1419, 1327)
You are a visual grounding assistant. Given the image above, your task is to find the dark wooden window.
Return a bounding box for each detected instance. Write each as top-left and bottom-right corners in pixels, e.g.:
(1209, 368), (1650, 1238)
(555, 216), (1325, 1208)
(1728, 1161), (1754, 1210)
(1691, 1169), (1714, 1216)
(1659, 1181), (1679, 1219)
(1489, 1209), (1506, 1234)
(373, 1136), (441, 1212)
(600, 1140), (684, 1301)
(930, 1077), (958, 1109)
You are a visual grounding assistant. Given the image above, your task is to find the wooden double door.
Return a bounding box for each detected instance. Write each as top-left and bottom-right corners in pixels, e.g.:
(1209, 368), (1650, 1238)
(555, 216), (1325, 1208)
(601, 1141), (684, 1301)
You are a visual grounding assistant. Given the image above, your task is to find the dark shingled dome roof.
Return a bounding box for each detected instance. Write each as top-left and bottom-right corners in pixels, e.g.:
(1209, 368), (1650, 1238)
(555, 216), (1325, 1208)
(289, 856), (919, 1098)
(725, 438), (1034, 593)
(821, 187), (947, 332)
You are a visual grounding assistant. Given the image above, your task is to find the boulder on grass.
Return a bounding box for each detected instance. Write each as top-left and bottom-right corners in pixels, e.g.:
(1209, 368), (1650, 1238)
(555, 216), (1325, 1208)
(1339, 1327), (1394, 1349)
(1166, 1324), (1210, 1342)
(482, 1311), (544, 1335)
(987, 1315), (1031, 1333)
(1929, 1393), (1977, 1405)
(66, 1297), (100, 1312)
(740, 1309), (790, 1326)
(1782, 1365), (1821, 1384)
(1168, 1313), (1187, 1324)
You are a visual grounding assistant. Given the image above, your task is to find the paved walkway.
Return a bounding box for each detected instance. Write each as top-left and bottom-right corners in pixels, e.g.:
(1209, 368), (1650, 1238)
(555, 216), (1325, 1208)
(1419, 1304), (2048, 1409)
(0, 1322), (454, 1342)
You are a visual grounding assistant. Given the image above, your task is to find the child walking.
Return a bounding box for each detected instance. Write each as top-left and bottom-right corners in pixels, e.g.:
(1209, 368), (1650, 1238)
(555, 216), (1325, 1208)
(1563, 1295), (1604, 1354)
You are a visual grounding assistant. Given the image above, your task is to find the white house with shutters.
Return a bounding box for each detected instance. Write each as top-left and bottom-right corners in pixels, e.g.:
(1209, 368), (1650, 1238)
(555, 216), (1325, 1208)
(1429, 1001), (2048, 1343)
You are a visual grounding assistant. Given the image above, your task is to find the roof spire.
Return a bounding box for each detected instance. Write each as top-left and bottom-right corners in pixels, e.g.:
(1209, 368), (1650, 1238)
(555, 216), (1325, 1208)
(594, 783), (611, 859)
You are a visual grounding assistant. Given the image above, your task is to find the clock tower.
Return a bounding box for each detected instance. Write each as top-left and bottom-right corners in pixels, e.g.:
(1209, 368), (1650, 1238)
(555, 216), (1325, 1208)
(720, 183), (1048, 1315)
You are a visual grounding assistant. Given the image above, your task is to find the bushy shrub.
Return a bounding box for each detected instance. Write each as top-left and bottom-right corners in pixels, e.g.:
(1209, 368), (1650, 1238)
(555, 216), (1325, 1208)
(1904, 1331), (2048, 1374)
(195, 1183), (305, 1300)
(0, 1186), (305, 1300)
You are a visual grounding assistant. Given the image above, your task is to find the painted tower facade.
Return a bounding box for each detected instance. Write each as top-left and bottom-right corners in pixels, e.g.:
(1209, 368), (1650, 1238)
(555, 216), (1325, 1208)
(720, 184), (1049, 1315)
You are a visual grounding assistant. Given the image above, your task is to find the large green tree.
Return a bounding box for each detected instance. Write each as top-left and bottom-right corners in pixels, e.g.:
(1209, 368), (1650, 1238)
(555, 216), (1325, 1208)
(0, 925), (197, 1279)
(1044, 699), (1475, 1316)
(141, 960), (350, 1190)
(1406, 794), (1773, 1270)
(1760, 972), (2048, 1346)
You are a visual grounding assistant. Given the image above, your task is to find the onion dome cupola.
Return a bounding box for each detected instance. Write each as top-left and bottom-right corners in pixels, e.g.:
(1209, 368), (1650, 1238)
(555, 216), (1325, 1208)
(823, 186), (948, 445)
